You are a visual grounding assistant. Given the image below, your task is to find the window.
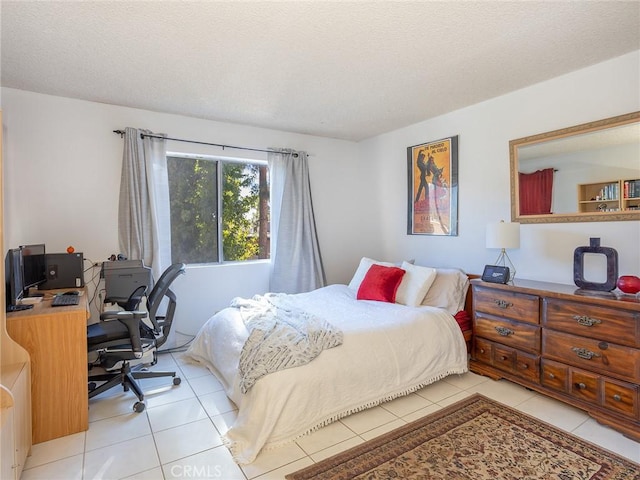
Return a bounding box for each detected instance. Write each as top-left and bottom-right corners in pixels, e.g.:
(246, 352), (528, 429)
(167, 155), (270, 264)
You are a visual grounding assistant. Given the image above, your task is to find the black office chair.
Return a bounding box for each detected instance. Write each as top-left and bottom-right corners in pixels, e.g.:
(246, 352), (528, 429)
(104, 284), (151, 311)
(117, 284), (148, 311)
(87, 263), (186, 412)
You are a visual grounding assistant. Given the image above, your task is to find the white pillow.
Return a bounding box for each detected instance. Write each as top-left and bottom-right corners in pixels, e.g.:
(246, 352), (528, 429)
(395, 262), (437, 307)
(348, 257), (395, 291)
(421, 268), (470, 314)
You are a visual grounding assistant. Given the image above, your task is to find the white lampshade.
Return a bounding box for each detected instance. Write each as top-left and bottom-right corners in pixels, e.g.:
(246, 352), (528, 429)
(486, 221), (520, 250)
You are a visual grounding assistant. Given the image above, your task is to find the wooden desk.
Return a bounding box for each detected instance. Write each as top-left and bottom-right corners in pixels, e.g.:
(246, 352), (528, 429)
(6, 291), (89, 444)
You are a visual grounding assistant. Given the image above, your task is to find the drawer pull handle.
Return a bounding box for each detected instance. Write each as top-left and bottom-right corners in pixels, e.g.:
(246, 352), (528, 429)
(571, 347), (601, 360)
(573, 315), (602, 327)
(613, 394), (622, 402)
(577, 382), (587, 390)
(494, 299), (513, 309)
(519, 363), (529, 370)
(495, 326), (514, 337)
(500, 355), (508, 361)
(548, 373), (555, 379)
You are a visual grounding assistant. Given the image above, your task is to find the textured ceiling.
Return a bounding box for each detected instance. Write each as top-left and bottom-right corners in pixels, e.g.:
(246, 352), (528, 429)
(2, 1), (639, 141)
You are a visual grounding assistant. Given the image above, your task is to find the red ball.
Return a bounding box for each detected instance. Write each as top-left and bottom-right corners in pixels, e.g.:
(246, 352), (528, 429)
(617, 275), (640, 294)
(66, 246), (75, 254)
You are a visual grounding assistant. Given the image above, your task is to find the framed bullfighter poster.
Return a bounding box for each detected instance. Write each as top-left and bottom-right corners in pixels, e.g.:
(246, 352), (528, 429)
(407, 135), (459, 236)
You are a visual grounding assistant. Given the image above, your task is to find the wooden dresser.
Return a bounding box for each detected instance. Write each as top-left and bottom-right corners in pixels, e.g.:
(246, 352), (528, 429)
(469, 278), (640, 441)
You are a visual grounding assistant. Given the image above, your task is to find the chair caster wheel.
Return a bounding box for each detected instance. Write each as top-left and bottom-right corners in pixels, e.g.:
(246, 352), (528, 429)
(88, 382), (97, 392)
(133, 402), (146, 413)
(173, 377), (181, 386)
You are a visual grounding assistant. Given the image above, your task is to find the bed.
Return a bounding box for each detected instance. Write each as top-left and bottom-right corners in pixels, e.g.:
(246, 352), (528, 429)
(186, 259), (472, 464)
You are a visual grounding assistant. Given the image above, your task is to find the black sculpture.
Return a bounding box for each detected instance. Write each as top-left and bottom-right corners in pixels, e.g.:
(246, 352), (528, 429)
(573, 237), (618, 292)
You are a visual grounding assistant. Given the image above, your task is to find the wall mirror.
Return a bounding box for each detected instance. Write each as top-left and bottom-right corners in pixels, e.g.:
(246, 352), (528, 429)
(510, 111), (640, 224)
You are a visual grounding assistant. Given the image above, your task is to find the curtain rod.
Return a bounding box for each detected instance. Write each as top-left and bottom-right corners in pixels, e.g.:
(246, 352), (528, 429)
(113, 129), (299, 157)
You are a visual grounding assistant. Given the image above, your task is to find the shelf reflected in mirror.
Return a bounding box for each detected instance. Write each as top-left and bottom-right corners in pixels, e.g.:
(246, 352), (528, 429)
(510, 111), (640, 224)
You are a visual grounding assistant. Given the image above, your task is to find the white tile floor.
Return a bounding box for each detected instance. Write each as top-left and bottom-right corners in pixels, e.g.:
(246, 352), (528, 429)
(21, 351), (640, 480)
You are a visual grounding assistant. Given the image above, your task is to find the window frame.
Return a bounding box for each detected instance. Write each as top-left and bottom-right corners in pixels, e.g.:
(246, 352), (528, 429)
(166, 151), (269, 265)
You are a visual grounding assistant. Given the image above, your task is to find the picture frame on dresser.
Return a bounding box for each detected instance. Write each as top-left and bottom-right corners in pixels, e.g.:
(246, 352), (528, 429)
(469, 278), (640, 442)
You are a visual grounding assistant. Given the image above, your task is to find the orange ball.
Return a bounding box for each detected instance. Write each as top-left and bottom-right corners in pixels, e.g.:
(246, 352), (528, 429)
(66, 246), (75, 254)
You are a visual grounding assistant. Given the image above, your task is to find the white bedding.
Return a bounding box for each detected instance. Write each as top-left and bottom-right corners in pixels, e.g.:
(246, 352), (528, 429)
(186, 284), (468, 464)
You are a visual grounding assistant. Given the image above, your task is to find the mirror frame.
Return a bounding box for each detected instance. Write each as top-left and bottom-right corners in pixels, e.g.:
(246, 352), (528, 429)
(510, 111), (640, 224)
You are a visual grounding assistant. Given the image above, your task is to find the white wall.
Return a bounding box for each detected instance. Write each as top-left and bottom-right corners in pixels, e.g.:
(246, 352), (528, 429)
(2, 50), (639, 335)
(523, 143), (639, 214)
(0, 90), (370, 334)
(361, 51), (640, 285)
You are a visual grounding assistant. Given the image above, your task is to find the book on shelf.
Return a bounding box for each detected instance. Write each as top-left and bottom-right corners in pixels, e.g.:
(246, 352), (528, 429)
(598, 182), (618, 201)
(623, 179), (639, 199)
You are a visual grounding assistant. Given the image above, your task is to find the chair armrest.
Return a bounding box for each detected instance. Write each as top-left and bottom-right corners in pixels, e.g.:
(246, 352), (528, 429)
(104, 296), (129, 305)
(99, 310), (148, 357)
(100, 310), (147, 322)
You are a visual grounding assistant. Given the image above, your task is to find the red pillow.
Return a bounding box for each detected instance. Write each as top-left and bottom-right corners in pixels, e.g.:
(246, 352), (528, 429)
(357, 264), (406, 303)
(454, 310), (472, 332)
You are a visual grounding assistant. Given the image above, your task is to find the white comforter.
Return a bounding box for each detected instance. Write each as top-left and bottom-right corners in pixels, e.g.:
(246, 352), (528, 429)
(186, 284), (468, 464)
(233, 293), (343, 393)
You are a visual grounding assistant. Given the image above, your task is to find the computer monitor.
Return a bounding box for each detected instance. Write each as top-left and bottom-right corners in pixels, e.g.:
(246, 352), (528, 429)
(5, 248), (31, 312)
(20, 244), (46, 296)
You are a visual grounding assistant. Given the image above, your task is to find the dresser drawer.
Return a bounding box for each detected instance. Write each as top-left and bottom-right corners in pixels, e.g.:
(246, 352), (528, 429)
(473, 286), (539, 325)
(542, 330), (640, 383)
(603, 378), (639, 419)
(513, 349), (539, 383)
(473, 337), (493, 365)
(493, 343), (515, 371)
(541, 359), (569, 392)
(570, 369), (599, 404)
(474, 337), (539, 383)
(544, 361), (639, 420)
(475, 313), (540, 353)
(543, 298), (640, 348)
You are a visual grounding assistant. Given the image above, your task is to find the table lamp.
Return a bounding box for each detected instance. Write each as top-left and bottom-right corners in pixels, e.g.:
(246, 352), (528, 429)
(486, 220), (520, 282)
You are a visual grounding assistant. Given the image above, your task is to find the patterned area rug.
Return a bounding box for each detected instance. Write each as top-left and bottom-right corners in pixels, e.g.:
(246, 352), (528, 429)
(285, 394), (639, 480)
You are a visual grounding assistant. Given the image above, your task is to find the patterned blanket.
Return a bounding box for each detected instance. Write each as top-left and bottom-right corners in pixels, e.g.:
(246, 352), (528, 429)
(232, 293), (343, 393)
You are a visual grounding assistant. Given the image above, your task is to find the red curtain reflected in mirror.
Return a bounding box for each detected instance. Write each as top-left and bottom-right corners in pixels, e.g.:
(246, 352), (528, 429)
(519, 168), (554, 215)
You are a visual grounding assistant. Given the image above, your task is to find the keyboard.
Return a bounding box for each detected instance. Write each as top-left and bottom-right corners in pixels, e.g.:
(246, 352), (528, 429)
(51, 295), (80, 307)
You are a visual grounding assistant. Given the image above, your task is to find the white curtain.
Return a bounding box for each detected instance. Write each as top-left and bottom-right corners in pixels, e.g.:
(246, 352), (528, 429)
(118, 127), (171, 280)
(269, 150), (326, 293)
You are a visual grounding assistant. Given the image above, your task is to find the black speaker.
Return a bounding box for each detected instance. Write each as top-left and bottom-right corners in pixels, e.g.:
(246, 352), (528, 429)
(41, 253), (85, 289)
(481, 265), (510, 284)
